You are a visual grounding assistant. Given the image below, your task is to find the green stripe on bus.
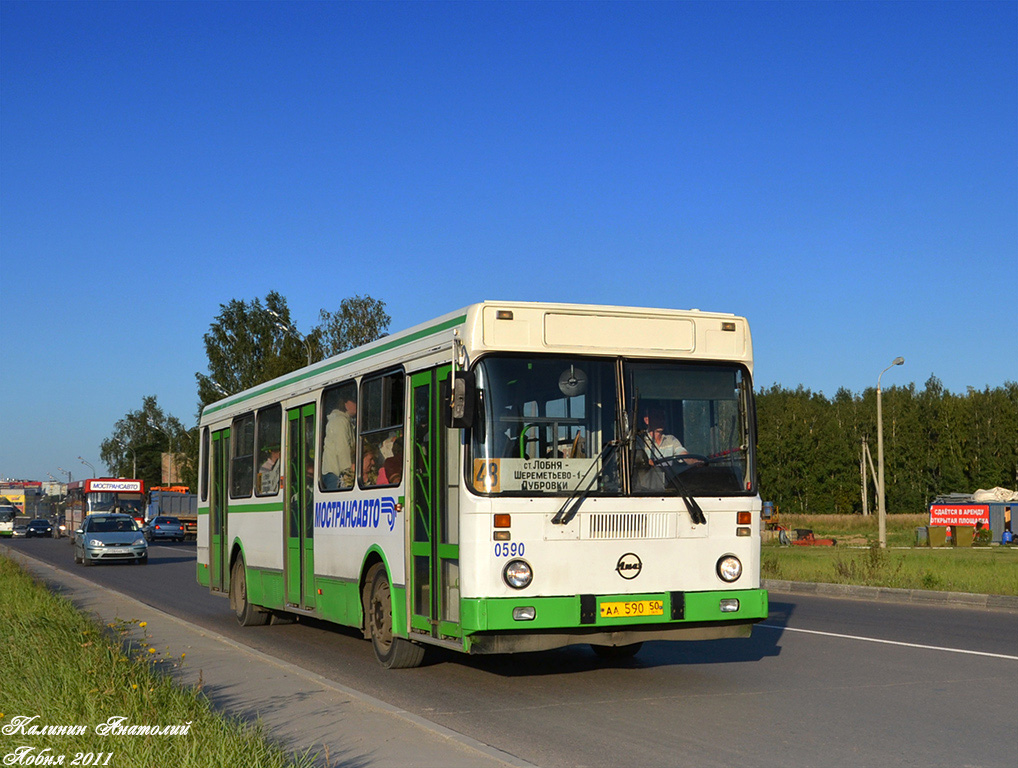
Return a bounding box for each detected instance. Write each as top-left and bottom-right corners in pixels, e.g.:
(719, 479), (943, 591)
(217, 503), (282, 514)
(201, 314), (467, 418)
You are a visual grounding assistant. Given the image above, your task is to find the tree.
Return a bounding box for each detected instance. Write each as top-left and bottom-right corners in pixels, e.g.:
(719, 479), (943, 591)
(756, 379), (1018, 515)
(314, 294), (391, 357)
(99, 396), (194, 491)
(195, 291), (310, 412)
(195, 291), (391, 413)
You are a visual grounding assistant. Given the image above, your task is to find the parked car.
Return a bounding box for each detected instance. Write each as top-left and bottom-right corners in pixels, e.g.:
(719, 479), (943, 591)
(73, 513), (148, 566)
(25, 518), (54, 538)
(143, 516), (186, 542)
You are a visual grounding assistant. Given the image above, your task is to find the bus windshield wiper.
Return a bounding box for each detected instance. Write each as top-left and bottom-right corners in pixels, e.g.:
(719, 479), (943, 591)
(552, 385), (639, 527)
(551, 439), (622, 526)
(642, 439), (708, 526)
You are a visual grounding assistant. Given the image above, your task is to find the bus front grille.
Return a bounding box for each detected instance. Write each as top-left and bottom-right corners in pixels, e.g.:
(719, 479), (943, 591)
(584, 512), (670, 540)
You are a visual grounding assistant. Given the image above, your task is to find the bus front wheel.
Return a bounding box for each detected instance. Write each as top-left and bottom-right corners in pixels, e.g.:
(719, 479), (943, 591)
(365, 565), (425, 669)
(231, 557), (269, 627)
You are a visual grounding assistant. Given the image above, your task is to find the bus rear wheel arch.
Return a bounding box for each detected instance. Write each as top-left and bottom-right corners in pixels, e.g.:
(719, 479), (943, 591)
(230, 554), (270, 627)
(363, 563), (425, 669)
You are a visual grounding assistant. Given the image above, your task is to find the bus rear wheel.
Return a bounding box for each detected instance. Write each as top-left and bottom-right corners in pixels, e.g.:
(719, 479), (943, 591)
(231, 556), (269, 627)
(366, 565), (424, 669)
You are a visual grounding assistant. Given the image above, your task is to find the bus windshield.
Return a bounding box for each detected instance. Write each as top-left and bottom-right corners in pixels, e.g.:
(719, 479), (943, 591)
(0, 508), (16, 523)
(469, 356), (753, 497)
(87, 493), (145, 515)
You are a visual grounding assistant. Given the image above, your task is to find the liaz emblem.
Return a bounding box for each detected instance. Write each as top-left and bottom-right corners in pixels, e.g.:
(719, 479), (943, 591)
(615, 552), (642, 579)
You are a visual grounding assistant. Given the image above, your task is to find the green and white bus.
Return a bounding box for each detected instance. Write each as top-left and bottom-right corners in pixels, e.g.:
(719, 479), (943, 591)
(196, 302), (767, 667)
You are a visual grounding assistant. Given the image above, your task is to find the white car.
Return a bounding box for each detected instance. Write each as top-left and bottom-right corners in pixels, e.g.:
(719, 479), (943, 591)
(73, 513), (148, 566)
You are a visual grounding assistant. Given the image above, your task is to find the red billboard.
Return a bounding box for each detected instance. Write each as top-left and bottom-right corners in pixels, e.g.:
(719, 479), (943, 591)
(929, 504), (989, 527)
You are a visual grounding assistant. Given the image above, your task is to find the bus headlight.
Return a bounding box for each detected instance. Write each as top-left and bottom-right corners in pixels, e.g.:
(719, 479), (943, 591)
(503, 559), (533, 590)
(716, 555), (742, 583)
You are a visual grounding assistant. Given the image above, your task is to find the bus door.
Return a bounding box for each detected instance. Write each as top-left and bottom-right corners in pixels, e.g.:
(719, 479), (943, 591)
(285, 403), (317, 610)
(210, 428), (230, 593)
(408, 366), (461, 642)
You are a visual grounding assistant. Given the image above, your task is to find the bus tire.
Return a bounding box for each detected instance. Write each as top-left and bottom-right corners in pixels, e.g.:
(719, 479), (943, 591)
(366, 566), (424, 669)
(231, 556), (269, 627)
(591, 642), (643, 660)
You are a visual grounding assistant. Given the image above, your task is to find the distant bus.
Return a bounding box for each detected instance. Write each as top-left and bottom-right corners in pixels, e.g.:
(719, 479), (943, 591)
(64, 479), (146, 536)
(197, 302), (767, 667)
(0, 505), (16, 537)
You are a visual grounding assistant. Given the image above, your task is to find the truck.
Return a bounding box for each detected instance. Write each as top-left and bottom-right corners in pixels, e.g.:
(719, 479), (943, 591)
(148, 486), (198, 540)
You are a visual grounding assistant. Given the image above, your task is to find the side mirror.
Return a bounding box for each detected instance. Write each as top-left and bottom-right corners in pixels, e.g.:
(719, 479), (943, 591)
(75, 528), (83, 535)
(440, 370), (476, 429)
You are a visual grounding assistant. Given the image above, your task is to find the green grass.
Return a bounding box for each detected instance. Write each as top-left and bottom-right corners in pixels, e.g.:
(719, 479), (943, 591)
(762, 514), (1018, 595)
(0, 554), (318, 767)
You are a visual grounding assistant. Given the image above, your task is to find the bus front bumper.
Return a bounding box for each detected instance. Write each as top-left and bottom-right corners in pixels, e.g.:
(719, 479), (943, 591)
(459, 587), (768, 655)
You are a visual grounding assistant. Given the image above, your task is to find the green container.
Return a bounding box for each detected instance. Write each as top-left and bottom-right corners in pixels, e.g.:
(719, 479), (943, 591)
(927, 526), (947, 547)
(953, 525), (974, 547)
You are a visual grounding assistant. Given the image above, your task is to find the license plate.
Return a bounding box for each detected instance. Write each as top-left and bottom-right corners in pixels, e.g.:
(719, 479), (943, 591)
(599, 599), (664, 618)
(106, 547), (130, 554)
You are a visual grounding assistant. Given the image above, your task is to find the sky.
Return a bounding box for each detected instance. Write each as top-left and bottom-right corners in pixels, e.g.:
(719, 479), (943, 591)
(1, 1), (1015, 482)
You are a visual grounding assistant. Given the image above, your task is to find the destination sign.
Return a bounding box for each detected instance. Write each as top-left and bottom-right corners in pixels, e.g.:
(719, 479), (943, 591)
(473, 458), (594, 493)
(88, 480), (143, 493)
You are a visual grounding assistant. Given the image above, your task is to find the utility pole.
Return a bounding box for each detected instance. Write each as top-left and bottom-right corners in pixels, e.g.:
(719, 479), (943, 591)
(877, 357), (905, 548)
(860, 437), (869, 517)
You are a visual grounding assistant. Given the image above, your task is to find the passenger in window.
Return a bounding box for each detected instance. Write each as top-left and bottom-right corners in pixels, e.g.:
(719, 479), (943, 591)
(259, 447), (281, 494)
(322, 394), (357, 489)
(377, 439), (403, 485)
(379, 429), (402, 460)
(361, 447), (379, 486)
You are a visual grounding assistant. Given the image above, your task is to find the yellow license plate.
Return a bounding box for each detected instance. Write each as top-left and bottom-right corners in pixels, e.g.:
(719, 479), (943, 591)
(599, 599), (664, 618)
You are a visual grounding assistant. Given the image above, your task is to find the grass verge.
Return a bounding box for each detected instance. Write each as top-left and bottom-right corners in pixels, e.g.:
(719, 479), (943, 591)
(762, 514), (1018, 595)
(0, 553), (317, 767)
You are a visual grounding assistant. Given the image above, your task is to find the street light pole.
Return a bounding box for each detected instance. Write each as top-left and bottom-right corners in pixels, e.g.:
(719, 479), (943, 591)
(77, 456), (96, 477)
(58, 467), (72, 483)
(266, 308), (313, 367)
(877, 356), (905, 549)
(114, 438), (137, 478)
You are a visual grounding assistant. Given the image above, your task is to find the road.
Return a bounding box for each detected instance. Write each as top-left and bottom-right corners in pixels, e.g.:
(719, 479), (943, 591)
(8, 536), (1018, 768)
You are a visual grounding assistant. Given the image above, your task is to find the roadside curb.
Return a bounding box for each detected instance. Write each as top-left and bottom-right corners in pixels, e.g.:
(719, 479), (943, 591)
(763, 579), (1018, 612)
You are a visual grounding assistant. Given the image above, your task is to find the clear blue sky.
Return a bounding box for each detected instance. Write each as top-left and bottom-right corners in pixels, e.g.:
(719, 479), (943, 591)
(2, 1), (1015, 482)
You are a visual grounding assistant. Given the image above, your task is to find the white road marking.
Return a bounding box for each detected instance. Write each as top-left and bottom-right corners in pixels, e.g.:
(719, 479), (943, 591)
(759, 623), (1018, 661)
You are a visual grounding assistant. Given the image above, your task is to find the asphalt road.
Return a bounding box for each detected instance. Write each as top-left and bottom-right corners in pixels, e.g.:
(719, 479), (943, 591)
(9, 536), (1018, 768)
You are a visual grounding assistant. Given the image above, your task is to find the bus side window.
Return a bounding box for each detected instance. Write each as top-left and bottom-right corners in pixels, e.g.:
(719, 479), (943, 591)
(359, 371), (404, 489)
(320, 381), (357, 491)
(255, 406), (282, 496)
(230, 413), (255, 498)
(200, 427), (210, 502)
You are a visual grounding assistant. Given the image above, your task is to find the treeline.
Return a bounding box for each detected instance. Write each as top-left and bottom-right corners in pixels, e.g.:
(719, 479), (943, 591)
(756, 377), (1018, 515)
